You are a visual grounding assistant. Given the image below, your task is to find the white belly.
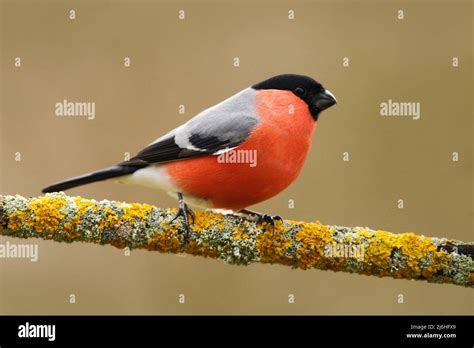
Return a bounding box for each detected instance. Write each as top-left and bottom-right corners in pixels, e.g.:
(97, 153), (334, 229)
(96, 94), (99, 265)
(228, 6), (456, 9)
(116, 165), (213, 209)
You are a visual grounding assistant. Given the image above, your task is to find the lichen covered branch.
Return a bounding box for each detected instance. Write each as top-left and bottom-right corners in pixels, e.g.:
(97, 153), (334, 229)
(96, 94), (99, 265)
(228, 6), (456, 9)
(0, 193), (472, 287)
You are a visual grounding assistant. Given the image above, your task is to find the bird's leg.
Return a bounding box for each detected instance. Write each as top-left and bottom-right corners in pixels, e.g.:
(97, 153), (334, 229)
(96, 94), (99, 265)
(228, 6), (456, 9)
(238, 208), (283, 231)
(170, 192), (195, 243)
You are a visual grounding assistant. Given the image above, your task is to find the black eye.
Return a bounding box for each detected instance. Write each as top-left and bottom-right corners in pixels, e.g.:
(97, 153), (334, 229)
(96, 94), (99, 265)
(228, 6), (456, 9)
(294, 87), (305, 96)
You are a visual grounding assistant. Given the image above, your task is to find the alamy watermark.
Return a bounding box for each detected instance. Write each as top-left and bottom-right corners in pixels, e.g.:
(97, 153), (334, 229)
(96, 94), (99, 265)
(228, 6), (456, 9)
(380, 99), (420, 120)
(0, 241), (38, 262)
(18, 322), (55, 341)
(55, 99), (95, 120)
(324, 242), (365, 261)
(217, 149), (257, 167)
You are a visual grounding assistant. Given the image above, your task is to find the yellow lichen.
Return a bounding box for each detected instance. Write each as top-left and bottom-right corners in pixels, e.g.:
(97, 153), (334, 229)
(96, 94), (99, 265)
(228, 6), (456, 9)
(75, 196), (98, 215)
(121, 203), (153, 224)
(361, 230), (453, 278)
(362, 230), (396, 271)
(293, 222), (333, 269)
(255, 220), (333, 268)
(7, 210), (31, 231)
(18, 196), (67, 233)
(63, 214), (81, 239)
(358, 229), (374, 239)
(147, 225), (181, 253)
(191, 211), (224, 233)
(233, 228), (249, 240)
(98, 207), (120, 230)
(185, 240), (219, 258)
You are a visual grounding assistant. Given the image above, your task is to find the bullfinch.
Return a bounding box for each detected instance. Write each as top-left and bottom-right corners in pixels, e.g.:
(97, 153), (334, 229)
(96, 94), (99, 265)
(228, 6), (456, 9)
(42, 74), (337, 237)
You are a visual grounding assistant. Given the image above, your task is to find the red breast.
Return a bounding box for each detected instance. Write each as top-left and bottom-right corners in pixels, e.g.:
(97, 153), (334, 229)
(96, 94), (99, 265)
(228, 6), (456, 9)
(163, 89), (317, 210)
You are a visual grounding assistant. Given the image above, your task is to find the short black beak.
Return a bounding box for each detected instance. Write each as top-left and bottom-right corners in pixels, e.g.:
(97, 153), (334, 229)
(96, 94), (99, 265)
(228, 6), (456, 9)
(314, 89), (337, 111)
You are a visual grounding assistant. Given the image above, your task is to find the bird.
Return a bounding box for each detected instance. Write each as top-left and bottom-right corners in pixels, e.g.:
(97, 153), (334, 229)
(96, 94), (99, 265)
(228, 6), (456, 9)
(42, 73), (337, 239)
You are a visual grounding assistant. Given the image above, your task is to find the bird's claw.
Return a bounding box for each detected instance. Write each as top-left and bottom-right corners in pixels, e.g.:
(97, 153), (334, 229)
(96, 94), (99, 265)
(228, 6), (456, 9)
(238, 209), (283, 234)
(256, 214), (283, 229)
(170, 195), (195, 244)
(170, 204), (195, 224)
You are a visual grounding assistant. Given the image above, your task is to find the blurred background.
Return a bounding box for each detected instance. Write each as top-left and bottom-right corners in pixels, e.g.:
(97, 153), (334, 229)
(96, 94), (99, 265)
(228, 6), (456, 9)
(0, 0), (472, 314)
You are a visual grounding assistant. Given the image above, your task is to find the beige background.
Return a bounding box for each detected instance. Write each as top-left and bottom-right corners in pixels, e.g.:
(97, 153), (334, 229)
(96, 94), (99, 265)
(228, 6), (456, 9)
(1, 0), (472, 314)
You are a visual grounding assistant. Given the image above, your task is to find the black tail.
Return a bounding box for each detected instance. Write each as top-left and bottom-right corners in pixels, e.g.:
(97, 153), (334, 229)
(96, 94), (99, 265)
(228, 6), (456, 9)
(42, 165), (141, 193)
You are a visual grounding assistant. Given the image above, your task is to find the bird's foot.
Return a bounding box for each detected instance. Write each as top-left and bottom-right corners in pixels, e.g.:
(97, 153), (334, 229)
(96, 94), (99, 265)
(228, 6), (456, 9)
(170, 193), (195, 244)
(257, 213), (283, 228)
(238, 208), (283, 232)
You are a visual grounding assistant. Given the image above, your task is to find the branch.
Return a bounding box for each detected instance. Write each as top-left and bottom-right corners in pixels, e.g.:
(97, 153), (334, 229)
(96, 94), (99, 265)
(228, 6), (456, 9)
(1, 193), (472, 287)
